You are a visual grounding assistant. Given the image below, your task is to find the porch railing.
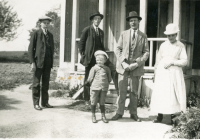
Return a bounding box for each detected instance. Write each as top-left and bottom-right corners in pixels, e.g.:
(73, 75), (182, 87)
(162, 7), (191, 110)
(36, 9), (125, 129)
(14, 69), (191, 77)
(75, 38), (192, 73)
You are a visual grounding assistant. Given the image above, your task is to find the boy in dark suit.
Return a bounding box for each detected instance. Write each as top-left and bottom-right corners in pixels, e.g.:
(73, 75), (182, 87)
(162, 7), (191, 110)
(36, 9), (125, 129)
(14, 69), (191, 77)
(28, 16), (54, 110)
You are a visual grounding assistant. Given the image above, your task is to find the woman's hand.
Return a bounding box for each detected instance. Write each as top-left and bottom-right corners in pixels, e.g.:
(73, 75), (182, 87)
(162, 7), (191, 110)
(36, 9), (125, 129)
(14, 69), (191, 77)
(164, 61), (174, 69)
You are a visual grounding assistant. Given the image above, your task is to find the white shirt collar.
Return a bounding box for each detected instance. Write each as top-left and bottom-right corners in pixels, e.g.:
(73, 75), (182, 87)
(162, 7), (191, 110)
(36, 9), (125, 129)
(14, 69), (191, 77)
(93, 24), (99, 30)
(41, 28), (47, 34)
(131, 28), (138, 34)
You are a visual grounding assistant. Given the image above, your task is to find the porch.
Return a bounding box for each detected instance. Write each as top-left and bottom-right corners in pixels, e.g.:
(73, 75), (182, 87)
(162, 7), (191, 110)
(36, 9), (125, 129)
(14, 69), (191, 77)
(57, 0), (200, 103)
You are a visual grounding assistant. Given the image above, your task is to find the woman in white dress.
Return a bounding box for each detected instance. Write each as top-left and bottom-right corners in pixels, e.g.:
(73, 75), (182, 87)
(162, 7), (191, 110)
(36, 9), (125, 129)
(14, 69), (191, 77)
(150, 23), (187, 124)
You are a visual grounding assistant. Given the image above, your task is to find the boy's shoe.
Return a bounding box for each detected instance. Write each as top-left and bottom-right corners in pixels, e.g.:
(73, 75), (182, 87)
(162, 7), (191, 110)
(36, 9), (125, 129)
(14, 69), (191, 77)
(92, 116), (97, 123)
(111, 114), (122, 120)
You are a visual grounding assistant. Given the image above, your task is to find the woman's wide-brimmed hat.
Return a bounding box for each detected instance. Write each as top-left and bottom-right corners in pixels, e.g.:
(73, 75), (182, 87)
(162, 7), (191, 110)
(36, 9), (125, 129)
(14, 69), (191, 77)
(126, 11), (142, 21)
(38, 16), (52, 22)
(94, 50), (109, 59)
(164, 23), (180, 35)
(90, 11), (104, 20)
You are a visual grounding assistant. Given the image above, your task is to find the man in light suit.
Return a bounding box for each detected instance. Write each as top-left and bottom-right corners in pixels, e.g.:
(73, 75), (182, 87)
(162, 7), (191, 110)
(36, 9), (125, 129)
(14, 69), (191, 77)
(112, 11), (149, 121)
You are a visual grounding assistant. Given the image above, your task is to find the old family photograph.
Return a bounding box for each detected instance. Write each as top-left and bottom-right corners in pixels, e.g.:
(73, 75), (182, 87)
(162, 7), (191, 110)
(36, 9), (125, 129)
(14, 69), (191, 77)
(1, 0), (200, 139)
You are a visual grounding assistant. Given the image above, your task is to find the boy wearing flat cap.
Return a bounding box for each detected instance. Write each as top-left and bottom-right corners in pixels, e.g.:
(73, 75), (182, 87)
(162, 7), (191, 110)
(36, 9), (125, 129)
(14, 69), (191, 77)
(28, 15), (54, 110)
(86, 50), (111, 123)
(78, 11), (118, 105)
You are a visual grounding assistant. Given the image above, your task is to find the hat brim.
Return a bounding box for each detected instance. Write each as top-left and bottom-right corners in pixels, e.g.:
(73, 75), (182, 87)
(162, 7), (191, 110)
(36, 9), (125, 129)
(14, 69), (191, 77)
(164, 30), (180, 35)
(90, 14), (104, 20)
(39, 18), (52, 22)
(126, 16), (142, 21)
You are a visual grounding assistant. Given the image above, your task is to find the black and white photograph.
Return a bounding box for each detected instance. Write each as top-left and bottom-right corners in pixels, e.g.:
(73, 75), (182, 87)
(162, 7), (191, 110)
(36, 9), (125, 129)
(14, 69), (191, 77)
(0, 0), (200, 139)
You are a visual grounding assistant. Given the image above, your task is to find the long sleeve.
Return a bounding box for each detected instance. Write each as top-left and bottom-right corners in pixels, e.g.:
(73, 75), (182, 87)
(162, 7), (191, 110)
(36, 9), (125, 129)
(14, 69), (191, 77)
(115, 32), (126, 64)
(78, 28), (88, 54)
(154, 44), (163, 70)
(136, 36), (149, 67)
(28, 31), (37, 64)
(174, 45), (187, 67)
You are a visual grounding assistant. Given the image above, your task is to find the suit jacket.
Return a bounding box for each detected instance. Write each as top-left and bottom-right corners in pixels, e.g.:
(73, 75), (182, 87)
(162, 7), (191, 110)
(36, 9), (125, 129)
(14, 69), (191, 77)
(115, 29), (149, 76)
(28, 29), (54, 68)
(78, 25), (105, 67)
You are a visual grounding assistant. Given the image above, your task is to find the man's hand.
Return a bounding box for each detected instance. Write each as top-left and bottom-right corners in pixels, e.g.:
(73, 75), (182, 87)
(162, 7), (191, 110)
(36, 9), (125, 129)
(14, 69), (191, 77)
(164, 61), (174, 69)
(129, 63), (138, 71)
(30, 63), (36, 72)
(122, 62), (130, 71)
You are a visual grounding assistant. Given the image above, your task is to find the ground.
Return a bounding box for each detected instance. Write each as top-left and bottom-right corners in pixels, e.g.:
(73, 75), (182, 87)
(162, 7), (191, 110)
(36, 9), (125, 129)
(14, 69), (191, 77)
(0, 84), (174, 139)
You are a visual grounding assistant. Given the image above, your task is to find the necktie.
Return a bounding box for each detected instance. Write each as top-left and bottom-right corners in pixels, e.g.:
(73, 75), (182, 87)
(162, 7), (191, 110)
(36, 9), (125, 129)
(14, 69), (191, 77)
(96, 28), (99, 36)
(132, 30), (136, 40)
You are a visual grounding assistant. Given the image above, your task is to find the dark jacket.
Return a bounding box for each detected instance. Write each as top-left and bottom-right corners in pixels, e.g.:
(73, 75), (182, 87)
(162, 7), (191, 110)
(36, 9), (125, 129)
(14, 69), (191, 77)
(28, 29), (54, 68)
(78, 25), (105, 67)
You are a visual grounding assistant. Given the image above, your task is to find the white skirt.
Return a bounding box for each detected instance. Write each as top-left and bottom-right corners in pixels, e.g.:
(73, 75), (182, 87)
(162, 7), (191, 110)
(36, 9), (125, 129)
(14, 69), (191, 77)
(150, 62), (186, 114)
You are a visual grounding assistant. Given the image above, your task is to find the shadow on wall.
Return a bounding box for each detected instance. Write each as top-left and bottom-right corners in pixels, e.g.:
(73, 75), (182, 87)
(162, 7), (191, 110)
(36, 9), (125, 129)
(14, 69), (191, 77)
(0, 95), (22, 110)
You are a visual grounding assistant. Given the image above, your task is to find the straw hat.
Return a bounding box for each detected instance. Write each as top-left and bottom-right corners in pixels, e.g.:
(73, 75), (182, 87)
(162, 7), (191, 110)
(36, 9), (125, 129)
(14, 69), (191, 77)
(94, 50), (109, 59)
(126, 11), (142, 21)
(38, 16), (52, 22)
(164, 23), (180, 35)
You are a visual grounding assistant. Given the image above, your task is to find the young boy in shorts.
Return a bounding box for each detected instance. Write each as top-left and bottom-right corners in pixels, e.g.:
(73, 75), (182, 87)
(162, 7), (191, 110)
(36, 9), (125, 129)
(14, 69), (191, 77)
(86, 50), (111, 123)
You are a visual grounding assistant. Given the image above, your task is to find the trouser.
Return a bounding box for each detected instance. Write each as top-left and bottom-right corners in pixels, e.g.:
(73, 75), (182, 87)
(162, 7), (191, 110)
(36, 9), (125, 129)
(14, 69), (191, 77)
(32, 57), (52, 106)
(117, 72), (140, 115)
(83, 59), (118, 101)
(90, 90), (107, 105)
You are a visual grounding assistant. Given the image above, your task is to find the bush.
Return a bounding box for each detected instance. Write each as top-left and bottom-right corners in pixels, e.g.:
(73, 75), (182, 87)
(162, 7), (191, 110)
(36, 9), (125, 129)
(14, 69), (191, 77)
(167, 107), (200, 139)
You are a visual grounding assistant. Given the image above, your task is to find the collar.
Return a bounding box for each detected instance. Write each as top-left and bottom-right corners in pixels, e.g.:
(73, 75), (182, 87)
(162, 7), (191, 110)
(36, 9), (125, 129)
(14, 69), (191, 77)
(93, 24), (99, 30)
(131, 28), (138, 34)
(41, 27), (47, 34)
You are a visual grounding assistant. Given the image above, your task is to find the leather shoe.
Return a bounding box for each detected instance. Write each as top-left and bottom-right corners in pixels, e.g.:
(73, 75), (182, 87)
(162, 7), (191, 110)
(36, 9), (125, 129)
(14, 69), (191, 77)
(111, 114), (122, 120)
(42, 103), (53, 108)
(102, 116), (108, 123)
(130, 114), (141, 122)
(34, 105), (42, 110)
(92, 116), (97, 123)
(153, 119), (162, 123)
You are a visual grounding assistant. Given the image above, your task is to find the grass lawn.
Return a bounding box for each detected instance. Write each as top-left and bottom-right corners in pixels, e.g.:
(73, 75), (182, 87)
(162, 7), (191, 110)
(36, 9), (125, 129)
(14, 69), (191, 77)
(0, 62), (117, 113)
(0, 62), (58, 91)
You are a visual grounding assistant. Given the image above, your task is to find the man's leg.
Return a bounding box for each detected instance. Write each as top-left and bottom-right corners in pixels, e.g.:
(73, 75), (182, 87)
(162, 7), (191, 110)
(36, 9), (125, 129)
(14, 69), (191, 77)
(105, 59), (118, 92)
(84, 66), (92, 101)
(129, 76), (141, 122)
(41, 66), (51, 106)
(129, 76), (140, 115)
(116, 72), (128, 115)
(32, 68), (42, 106)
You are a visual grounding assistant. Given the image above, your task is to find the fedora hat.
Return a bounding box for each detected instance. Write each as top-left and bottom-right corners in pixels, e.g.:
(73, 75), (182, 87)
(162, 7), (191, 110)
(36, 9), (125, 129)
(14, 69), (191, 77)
(90, 11), (104, 20)
(38, 16), (52, 22)
(164, 23), (180, 35)
(126, 11), (142, 21)
(94, 50), (109, 59)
